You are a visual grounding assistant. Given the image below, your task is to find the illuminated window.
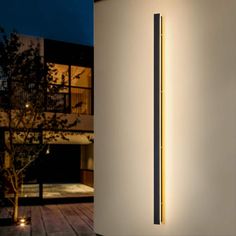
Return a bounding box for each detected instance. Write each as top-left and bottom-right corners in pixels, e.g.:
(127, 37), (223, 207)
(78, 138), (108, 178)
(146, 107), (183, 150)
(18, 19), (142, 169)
(47, 63), (92, 115)
(50, 64), (69, 87)
(71, 66), (92, 114)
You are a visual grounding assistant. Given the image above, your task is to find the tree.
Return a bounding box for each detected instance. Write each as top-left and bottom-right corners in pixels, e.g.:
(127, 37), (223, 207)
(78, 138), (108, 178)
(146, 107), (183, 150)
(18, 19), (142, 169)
(0, 28), (77, 223)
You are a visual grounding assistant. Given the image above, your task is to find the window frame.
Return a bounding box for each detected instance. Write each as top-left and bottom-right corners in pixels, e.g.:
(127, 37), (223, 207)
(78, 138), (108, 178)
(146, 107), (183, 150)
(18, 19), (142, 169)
(46, 63), (93, 115)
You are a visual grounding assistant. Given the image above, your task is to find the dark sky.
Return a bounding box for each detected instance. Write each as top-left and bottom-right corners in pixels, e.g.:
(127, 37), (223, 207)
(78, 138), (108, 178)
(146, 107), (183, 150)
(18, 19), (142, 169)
(0, 0), (93, 46)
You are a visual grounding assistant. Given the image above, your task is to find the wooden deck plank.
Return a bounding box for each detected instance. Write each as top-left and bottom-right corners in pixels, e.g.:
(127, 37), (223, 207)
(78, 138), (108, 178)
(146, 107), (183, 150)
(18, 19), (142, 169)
(77, 204), (94, 225)
(40, 205), (77, 236)
(71, 204), (93, 231)
(79, 205), (93, 222)
(0, 225), (31, 236)
(58, 204), (96, 236)
(31, 206), (46, 236)
(47, 231), (77, 236)
(0, 203), (95, 236)
(80, 203), (94, 214)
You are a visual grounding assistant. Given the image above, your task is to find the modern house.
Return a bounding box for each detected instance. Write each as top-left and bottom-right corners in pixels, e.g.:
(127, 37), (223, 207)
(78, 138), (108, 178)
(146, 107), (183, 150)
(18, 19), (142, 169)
(0, 35), (94, 200)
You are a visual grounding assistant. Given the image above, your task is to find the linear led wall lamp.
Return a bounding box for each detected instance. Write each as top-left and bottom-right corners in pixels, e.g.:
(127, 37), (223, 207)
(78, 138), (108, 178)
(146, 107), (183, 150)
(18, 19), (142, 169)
(154, 13), (165, 225)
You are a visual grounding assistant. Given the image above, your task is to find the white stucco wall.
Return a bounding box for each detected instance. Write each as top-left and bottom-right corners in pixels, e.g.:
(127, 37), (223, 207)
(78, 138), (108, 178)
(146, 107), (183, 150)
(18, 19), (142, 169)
(94, 0), (236, 235)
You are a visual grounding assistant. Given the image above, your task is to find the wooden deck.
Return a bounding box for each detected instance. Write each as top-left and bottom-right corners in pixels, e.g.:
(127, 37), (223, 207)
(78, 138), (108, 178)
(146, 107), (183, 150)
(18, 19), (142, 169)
(0, 203), (96, 236)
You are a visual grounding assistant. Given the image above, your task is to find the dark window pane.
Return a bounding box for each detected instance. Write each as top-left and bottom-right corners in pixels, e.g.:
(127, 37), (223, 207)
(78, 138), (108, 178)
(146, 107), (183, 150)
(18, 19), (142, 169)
(47, 93), (70, 113)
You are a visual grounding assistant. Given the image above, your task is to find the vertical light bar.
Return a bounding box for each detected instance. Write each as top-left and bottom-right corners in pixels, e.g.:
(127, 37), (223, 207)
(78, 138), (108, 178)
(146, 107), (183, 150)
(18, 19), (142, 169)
(154, 13), (164, 225)
(161, 16), (165, 225)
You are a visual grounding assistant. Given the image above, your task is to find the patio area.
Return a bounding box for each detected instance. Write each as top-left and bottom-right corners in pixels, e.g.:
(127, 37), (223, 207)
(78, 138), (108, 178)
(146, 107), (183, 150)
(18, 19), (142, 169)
(23, 183), (94, 198)
(5, 183), (94, 199)
(0, 203), (96, 236)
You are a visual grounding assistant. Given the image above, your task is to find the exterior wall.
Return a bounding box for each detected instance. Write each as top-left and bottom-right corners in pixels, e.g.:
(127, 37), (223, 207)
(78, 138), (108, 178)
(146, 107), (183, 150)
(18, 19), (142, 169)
(19, 35), (44, 57)
(0, 111), (93, 132)
(0, 35), (94, 134)
(94, 0), (236, 236)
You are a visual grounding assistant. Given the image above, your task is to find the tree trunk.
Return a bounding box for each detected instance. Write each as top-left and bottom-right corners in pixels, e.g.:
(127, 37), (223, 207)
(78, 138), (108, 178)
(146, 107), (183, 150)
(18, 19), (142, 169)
(13, 192), (19, 223)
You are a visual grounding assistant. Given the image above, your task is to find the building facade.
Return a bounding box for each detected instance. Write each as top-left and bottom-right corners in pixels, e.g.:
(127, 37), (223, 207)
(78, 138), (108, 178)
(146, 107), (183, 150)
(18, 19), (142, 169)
(0, 35), (94, 201)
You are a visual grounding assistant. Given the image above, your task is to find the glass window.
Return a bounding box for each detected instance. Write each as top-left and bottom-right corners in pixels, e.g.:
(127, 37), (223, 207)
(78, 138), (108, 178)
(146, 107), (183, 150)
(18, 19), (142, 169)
(71, 88), (91, 115)
(47, 63), (69, 113)
(47, 63), (92, 114)
(47, 93), (70, 113)
(49, 64), (69, 86)
(71, 66), (92, 88)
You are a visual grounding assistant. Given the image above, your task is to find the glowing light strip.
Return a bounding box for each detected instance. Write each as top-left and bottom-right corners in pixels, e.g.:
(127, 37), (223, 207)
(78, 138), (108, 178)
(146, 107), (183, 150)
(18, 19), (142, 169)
(154, 13), (165, 225)
(161, 16), (165, 224)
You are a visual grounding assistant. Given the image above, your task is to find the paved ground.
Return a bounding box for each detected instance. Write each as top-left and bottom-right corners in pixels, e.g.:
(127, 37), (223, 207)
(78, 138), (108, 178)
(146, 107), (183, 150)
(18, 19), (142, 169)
(0, 203), (96, 236)
(6, 183), (94, 198)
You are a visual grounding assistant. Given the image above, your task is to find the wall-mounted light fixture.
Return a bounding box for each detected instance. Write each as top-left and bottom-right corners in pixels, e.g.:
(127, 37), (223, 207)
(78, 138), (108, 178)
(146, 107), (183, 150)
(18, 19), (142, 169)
(154, 13), (165, 225)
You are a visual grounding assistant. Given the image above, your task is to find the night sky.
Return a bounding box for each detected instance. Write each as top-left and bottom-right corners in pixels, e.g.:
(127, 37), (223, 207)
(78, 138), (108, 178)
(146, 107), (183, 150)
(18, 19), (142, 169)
(0, 0), (93, 46)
